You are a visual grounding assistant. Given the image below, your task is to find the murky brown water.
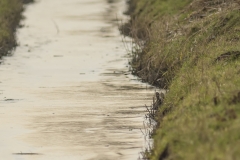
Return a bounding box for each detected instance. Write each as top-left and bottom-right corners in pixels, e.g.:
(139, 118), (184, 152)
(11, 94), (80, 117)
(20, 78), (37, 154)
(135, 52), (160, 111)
(0, 0), (157, 159)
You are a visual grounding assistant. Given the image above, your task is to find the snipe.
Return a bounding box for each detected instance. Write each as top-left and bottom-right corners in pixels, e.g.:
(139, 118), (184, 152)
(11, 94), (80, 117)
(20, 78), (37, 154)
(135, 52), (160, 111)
(153, 92), (164, 110)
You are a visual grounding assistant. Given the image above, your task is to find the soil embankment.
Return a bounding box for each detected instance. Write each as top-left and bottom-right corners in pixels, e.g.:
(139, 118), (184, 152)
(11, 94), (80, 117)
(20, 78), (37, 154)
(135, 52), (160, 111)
(125, 0), (240, 159)
(0, 0), (33, 59)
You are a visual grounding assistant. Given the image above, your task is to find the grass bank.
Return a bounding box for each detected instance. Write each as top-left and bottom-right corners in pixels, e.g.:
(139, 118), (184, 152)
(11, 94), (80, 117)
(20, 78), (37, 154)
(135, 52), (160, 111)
(0, 0), (33, 58)
(124, 0), (240, 159)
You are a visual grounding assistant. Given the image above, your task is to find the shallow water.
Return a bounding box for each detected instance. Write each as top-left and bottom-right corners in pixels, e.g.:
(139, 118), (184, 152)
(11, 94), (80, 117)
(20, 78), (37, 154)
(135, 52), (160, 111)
(0, 0), (157, 159)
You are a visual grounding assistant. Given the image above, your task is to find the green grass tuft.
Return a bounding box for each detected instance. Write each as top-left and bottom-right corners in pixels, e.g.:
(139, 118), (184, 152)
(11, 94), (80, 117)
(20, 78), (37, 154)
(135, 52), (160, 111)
(0, 0), (33, 58)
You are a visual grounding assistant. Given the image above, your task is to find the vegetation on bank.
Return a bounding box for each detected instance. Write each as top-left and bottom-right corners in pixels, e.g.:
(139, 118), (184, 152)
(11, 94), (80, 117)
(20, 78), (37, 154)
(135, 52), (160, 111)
(124, 0), (240, 159)
(0, 0), (33, 58)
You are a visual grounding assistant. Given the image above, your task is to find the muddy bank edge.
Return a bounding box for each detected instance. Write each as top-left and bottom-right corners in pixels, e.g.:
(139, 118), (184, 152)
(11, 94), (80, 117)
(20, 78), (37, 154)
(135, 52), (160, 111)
(125, 0), (240, 159)
(0, 0), (33, 59)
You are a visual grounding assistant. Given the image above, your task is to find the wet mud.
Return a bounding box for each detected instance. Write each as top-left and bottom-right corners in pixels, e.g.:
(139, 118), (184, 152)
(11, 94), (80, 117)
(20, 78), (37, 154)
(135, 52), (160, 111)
(0, 0), (156, 159)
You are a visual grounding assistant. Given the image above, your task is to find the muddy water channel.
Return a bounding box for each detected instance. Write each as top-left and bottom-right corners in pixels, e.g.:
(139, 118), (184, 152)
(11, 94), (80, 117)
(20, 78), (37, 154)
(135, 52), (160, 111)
(0, 0), (156, 160)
